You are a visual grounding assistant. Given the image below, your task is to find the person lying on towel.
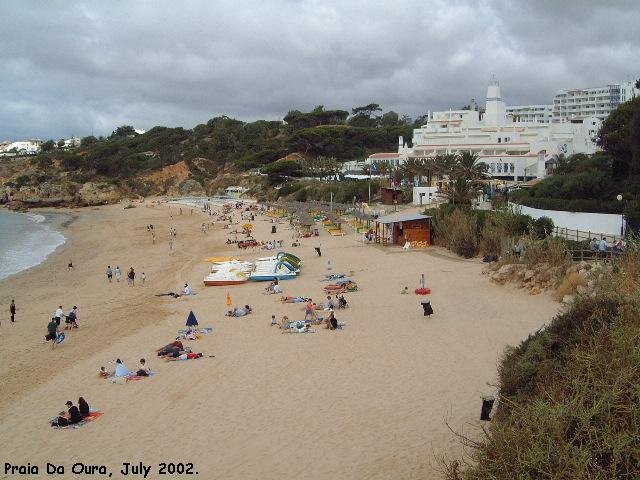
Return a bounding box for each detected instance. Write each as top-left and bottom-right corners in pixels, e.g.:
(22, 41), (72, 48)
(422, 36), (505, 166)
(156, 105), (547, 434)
(281, 296), (309, 303)
(156, 341), (183, 353)
(226, 305), (252, 317)
(164, 352), (203, 361)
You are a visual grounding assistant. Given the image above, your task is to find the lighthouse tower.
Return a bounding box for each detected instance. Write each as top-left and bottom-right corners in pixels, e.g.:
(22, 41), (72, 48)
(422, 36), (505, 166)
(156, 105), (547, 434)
(484, 75), (507, 126)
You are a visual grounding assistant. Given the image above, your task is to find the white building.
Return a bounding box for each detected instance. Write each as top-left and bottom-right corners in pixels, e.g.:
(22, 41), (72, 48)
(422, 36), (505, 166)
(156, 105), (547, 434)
(552, 81), (639, 121)
(506, 104), (554, 123)
(398, 77), (602, 181)
(0, 140), (42, 156)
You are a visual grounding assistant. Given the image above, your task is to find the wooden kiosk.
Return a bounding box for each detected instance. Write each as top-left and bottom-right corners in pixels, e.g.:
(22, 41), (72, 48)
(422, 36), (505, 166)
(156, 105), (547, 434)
(375, 213), (432, 247)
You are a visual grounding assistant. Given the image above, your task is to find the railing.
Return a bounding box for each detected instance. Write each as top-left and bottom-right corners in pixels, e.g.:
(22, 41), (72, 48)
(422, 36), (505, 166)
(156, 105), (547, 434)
(552, 226), (623, 244)
(568, 249), (621, 263)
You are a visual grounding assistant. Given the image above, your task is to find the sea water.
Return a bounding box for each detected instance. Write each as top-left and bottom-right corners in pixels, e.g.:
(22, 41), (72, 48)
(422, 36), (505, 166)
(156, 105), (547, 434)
(0, 210), (66, 281)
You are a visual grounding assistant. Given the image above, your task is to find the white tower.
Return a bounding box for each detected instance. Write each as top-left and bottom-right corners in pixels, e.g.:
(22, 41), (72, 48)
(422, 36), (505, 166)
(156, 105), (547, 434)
(484, 75), (507, 126)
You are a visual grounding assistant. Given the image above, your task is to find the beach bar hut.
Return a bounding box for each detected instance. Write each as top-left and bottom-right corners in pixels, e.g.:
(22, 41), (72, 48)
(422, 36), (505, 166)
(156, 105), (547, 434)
(380, 187), (404, 206)
(375, 213), (432, 246)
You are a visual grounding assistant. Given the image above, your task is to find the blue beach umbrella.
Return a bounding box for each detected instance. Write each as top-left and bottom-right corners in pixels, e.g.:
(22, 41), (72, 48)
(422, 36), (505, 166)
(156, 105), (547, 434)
(186, 310), (199, 327)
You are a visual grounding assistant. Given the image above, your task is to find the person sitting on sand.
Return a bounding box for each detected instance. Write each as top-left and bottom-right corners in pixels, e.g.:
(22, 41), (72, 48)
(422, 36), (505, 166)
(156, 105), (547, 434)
(164, 352), (203, 361)
(324, 310), (338, 330)
(277, 316), (290, 330)
(51, 401), (83, 427)
(78, 397), (90, 418)
(337, 295), (348, 309)
(99, 366), (111, 378)
(183, 283), (193, 295)
(324, 296), (335, 310)
(114, 358), (130, 377)
(136, 358), (150, 376)
(401, 286), (409, 294)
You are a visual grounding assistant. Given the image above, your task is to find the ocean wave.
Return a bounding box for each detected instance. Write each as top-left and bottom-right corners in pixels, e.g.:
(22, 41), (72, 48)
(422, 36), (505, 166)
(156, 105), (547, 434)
(27, 213), (46, 223)
(0, 213), (66, 281)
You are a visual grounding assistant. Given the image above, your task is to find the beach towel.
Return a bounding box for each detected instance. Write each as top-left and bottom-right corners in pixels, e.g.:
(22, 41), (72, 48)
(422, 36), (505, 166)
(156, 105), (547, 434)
(178, 327), (213, 335)
(53, 411), (103, 429)
(185, 310), (199, 327)
(126, 371), (158, 382)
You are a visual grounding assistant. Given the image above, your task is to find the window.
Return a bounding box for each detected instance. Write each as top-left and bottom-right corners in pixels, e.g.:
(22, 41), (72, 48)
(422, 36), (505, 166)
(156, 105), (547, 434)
(510, 163), (515, 173)
(497, 138), (501, 143)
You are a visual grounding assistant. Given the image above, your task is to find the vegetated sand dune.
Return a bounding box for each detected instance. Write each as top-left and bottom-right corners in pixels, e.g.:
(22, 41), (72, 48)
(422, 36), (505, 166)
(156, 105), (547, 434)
(0, 201), (558, 479)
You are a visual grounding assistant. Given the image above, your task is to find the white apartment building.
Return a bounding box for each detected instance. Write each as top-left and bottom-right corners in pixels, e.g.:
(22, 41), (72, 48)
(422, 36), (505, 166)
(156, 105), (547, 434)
(506, 104), (553, 123)
(397, 77), (601, 181)
(552, 81), (638, 121)
(0, 140), (42, 156)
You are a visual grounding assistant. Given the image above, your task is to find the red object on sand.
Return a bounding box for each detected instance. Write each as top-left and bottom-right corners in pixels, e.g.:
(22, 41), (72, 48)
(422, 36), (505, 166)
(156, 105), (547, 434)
(415, 288), (431, 295)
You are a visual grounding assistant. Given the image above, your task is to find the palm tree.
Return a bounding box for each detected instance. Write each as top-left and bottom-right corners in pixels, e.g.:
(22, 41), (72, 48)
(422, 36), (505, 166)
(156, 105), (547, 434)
(455, 151), (488, 180)
(445, 176), (478, 205)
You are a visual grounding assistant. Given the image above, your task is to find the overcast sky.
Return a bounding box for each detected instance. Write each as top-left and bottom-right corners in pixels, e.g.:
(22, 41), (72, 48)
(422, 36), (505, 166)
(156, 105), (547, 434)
(1, 0), (639, 140)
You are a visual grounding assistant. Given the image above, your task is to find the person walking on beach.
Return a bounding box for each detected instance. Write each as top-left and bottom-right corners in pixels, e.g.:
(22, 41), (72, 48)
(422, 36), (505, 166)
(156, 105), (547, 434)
(46, 317), (58, 349)
(10, 299), (16, 323)
(315, 241), (322, 257)
(68, 260), (74, 271)
(54, 305), (64, 326)
(152, 232), (156, 244)
(127, 267), (135, 286)
(115, 266), (122, 283)
(141, 272), (146, 285)
(106, 265), (113, 283)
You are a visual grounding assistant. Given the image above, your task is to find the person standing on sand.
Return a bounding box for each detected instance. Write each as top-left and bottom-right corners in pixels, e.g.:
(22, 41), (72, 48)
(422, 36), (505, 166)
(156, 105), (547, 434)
(68, 260), (74, 271)
(315, 241), (322, 257)
(127, 267), (135, 286)
(10, 300), (16, 323)
(46, 318), (58, 348)
(115, 266), (122, 282)
(106, 265), (113, 283)
(141, 272), (146, 285)
(54, 305), (64, 326)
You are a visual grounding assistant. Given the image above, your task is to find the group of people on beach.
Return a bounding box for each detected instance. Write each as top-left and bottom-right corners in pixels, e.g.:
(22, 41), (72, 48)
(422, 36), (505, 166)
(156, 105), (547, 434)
(45, 305), (80, 348)
(106, 265), (146, 285)
(51, 397), (91, 427)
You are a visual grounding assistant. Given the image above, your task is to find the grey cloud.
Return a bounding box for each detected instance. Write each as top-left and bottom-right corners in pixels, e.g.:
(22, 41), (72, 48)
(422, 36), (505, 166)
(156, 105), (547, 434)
(0, 0), (639, 140)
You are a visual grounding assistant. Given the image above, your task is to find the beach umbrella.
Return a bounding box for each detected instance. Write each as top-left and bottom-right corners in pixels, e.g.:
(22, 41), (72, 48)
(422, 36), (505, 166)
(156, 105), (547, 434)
(186, 310), (199, 327)
(226, 292), (232, 306)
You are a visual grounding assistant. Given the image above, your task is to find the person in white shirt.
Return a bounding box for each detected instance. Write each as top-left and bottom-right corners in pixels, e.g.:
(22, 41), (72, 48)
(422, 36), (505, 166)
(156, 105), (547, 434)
(54, 306), (64, 326)
(183, 283), (192, 295)
(115, 266), (122, 282)
(141, 272), (146, 284)
(136, 358), (150, 376)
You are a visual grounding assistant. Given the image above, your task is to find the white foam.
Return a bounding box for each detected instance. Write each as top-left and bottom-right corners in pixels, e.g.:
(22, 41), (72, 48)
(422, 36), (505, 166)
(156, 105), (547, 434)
(0, 213), (66, 281)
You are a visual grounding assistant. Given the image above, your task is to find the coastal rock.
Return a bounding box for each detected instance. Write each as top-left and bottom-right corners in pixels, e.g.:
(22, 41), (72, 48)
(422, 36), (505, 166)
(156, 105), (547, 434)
(78, 182), (122, 205)
(177, 179), (205, 195)
(523, 269), (535, 281)
(576, 285), (589, 295)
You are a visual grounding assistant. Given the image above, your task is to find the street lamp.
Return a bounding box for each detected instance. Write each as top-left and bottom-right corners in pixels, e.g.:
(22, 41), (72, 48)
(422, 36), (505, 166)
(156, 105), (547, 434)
(617, 194), (624, 236)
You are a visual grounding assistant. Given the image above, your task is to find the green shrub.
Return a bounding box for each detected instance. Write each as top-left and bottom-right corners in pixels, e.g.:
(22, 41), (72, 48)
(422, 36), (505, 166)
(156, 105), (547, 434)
(531, 216), (554, 239)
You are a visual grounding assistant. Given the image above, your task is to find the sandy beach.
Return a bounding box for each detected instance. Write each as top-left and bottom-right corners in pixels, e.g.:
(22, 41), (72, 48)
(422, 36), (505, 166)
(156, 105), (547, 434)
(0, 200), (559, 479)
